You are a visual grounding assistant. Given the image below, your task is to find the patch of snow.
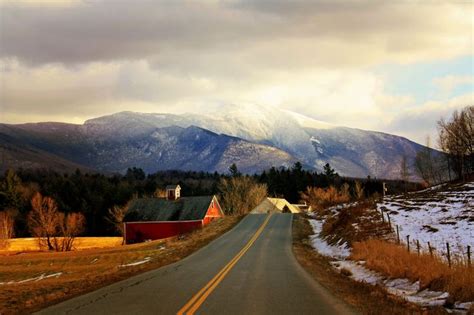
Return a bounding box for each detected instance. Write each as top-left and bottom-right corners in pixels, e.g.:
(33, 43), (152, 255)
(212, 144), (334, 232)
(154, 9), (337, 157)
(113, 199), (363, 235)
(378, 182), (473, 257)
(331, 261), (466, 310)
(119, 257), (152, 267)
(308, 219), (351, 259)
(0, 272), (63, 285)
(331, 260), (381, 285)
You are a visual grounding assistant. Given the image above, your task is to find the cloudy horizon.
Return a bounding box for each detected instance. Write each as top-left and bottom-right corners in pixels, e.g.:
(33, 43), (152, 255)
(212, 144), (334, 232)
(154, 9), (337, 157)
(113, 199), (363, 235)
(0, 0), (472, 146)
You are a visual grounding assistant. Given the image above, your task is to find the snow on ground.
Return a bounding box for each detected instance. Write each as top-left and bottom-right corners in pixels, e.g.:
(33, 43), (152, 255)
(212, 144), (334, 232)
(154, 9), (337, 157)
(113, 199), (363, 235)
(119, 257), (152, 267)
(308, 219), (350, 259)
(378, 182), (473, 258)
(308, 210), (473, 312)
(330, 260), (473, 310)
(0, 272), (63, 285)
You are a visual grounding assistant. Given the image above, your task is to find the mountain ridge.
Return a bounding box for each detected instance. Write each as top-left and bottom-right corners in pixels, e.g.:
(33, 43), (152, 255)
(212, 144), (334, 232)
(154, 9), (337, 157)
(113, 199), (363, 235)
(0, 106), (435, 179)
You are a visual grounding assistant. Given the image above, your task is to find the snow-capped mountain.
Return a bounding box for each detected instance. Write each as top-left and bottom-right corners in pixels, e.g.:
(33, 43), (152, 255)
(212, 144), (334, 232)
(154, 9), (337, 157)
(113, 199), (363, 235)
(0, 104), (433, 178)
(0, 122), (295, 174)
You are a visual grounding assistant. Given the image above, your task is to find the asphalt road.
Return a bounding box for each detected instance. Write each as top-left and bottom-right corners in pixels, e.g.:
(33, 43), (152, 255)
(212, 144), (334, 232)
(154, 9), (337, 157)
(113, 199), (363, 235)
(37, 214), (356, 315)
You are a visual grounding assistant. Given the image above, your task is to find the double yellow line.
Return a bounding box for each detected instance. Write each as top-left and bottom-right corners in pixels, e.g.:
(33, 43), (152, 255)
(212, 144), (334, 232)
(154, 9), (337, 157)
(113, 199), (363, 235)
(177, 214), (273, 315)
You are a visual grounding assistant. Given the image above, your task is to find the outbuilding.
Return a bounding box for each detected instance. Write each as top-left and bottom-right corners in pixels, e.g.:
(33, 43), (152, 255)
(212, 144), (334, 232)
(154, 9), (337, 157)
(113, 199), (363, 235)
(123, 185), (224, 244)
(250, 197), (301, 214)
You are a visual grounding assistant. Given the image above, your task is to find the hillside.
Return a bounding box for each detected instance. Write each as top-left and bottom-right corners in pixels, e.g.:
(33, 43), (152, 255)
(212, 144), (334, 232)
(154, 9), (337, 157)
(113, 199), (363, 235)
(0, 123), (295, 174)
(83, 106), (434, 178)
(378, 181), (473, 258)
(0, 105), (438, 177)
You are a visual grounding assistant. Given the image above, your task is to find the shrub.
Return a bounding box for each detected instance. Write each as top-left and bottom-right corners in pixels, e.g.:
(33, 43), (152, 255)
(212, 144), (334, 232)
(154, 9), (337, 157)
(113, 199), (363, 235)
(0, 210), (15, 249)
(300, 185), (351, 213)
(28, 192), (85, 251)
(219, 177), (267, 215)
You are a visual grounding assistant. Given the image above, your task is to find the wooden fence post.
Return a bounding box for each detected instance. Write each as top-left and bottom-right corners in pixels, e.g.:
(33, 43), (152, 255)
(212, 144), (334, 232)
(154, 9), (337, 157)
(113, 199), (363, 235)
(387, 213), (391, 229)
(428, 242), (433, 257)
(446, 242), (451, 268)
(381, 210), (385, 223)
(406, 235), (410, 252)
(416, 240), (420, 255)
(396, 225), (400, 244)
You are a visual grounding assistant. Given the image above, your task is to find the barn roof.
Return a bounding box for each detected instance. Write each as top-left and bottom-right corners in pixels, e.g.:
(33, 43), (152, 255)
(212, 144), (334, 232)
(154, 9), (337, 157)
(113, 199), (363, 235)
(166, 184), (181, 190)
(124, 195), (215, 222)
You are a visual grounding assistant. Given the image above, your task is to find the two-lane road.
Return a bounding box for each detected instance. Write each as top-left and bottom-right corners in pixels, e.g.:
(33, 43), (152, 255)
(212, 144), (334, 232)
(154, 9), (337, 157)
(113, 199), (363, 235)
(38, 214), (355, 315)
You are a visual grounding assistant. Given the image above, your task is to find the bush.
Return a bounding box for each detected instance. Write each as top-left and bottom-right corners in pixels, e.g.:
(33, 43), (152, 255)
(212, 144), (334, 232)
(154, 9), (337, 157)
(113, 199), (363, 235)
(0, 210), (15, 249)
(28, 192), (85, 251)
(300, 185), (351, 213)
(219, 177), (267, 215)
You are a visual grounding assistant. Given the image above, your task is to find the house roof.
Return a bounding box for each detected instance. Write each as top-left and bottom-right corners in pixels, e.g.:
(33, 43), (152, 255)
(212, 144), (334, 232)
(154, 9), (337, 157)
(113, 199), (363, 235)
(166, 184), (181, 190)
(250, 198), (301, 214)
(124, 195), (215, 222)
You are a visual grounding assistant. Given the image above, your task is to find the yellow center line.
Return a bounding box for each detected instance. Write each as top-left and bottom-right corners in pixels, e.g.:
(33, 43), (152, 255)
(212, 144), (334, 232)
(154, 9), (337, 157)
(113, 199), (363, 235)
(177, 213), (273, 315)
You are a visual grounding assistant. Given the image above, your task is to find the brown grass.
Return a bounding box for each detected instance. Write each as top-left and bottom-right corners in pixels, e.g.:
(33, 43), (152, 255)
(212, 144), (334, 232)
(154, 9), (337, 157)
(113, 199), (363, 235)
(291, 214), (446, 314)
(1, 237), (123, 253)
(0, 216), (241, 314)
(351, 239), (474, 302)
(301, 185), (351, 213)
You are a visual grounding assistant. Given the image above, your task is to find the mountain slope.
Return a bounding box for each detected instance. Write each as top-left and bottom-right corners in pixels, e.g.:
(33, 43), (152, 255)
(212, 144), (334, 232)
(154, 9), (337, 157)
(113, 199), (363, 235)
(82, 106), (432, 179)
(0, 123), (295, 174)
(0, 105), (436, 178)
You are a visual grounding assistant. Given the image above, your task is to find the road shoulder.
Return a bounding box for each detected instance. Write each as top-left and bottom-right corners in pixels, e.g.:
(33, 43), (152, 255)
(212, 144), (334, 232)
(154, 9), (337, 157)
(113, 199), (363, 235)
(291, 214), (447, 315)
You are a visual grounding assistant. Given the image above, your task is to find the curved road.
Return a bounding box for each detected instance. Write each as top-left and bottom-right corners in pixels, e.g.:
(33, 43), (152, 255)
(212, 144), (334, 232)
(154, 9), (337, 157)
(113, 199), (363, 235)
(38, 214), (356, 315)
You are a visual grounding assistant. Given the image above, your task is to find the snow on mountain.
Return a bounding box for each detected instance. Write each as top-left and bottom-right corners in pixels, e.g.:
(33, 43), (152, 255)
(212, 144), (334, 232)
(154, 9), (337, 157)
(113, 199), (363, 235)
(1, 104), (435, 178)
(0, 122), (295, 174)
(82, 105), (434, 178)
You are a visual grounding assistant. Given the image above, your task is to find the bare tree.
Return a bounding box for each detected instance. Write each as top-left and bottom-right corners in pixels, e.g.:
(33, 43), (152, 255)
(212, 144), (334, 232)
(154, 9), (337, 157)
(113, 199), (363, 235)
(0, 210), (15, 249)
(219, 177), (267, 215)
(54, 212), (85, 251)
(28, 192), (60, 250)
(438, 106), (474, 180)
(354, 181), (365, 200)
(106, 204), (129, 237)
(415, 136), (437, 186)
(400, 155), (410, 194)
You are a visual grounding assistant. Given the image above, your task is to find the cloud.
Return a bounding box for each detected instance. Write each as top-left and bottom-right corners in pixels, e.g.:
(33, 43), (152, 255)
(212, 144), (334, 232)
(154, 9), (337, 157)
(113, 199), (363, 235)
(0, 0), (472, 146)
(383, 93), (473, 145)
(433, 75), (473, 95)
(0, 1), (471, 66)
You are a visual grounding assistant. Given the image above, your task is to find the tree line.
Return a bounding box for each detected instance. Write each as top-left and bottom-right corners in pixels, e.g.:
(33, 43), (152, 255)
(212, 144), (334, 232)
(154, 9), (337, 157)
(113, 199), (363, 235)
(0, 161), (405, 242)
(415, 105), (473, 185)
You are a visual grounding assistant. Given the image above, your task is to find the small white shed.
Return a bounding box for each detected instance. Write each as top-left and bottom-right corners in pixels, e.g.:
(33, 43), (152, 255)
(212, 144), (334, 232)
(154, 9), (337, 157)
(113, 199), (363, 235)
(250, 198), (301, 214)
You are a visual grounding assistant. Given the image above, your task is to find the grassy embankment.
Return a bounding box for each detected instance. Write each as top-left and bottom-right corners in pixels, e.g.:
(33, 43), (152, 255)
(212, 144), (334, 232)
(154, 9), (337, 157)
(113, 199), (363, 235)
(321, 200), (473, 304)
(0, 216), (241, 314)
(296, 195), (473, 312)
(291, 213), (442, 314)
(352, 239), (474, 303)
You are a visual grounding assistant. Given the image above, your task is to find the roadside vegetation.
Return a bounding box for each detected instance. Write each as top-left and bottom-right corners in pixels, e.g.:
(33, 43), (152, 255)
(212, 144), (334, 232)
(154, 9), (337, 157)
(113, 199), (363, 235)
(291, 214), (439, 314)
(352, 240), (473, 303)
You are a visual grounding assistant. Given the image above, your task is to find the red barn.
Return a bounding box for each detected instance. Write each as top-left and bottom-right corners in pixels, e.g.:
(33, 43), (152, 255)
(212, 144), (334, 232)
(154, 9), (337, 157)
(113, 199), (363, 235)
(123, 185), (224, 244)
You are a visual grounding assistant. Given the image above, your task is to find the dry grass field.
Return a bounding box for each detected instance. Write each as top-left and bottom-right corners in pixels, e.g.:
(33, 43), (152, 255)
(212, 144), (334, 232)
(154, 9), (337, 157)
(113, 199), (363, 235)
(0, 216), (241, 314)
(352, 239), (474, 303)
(1, 237), (123, 253)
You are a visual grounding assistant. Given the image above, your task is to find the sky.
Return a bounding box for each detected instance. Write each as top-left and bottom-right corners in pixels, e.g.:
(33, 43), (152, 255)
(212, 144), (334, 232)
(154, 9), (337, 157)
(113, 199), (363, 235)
(0, 0), (472, 146)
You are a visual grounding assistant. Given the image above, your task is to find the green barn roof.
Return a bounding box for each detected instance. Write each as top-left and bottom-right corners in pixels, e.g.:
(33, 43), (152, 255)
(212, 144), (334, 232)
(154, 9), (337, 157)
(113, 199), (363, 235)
(124, 196), (215, 222)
